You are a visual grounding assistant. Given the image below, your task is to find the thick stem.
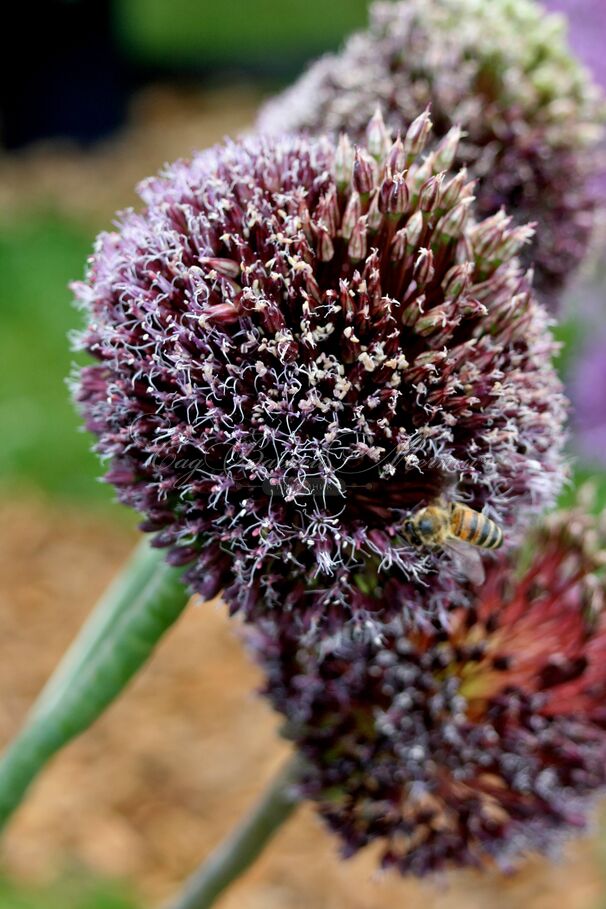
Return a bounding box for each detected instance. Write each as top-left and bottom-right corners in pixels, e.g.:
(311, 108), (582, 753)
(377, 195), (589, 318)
(32, 539), (160, 718)
(0, 542), (189, 831)
(164, 756), (302, 909)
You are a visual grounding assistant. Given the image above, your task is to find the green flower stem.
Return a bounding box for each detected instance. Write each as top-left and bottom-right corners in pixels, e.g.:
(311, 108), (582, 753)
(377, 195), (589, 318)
(32, 539), (162, 718)
(164, 756), (302, 909)
(0, 541), (189, 832)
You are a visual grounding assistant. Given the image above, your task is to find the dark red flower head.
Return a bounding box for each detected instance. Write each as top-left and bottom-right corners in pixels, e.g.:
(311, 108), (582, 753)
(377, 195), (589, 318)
(254, 509), (606, 873)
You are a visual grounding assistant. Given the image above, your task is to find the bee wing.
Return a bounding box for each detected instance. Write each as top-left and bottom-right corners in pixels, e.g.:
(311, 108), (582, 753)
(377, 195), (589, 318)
(444, 539), (485, 587)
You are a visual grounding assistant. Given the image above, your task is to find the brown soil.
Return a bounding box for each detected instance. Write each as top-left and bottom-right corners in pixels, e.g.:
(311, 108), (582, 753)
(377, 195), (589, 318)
(0, 496), (604, 909)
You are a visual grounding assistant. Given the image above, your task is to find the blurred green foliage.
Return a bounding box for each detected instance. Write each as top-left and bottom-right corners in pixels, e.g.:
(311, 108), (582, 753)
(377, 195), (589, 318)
(559, 466), (606, 513)
(116, 0), (371, 73)
(552, 317), (584, 380)
(0, 871), (140, 909)
(0, 213), (117, 509)
(552, 318), (606, 512)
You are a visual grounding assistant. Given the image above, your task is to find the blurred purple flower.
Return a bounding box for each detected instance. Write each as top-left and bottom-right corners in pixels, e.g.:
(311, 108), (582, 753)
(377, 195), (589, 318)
(542, 1), (606, 90)
(570, 327), (606, 465)
(542, 0), (606, 253)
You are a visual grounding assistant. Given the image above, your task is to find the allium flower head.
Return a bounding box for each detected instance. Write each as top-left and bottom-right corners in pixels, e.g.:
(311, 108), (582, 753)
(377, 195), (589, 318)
(74, 117), (566, 630)
(255, 510), (606, 874)
(258, 0), (606, 304)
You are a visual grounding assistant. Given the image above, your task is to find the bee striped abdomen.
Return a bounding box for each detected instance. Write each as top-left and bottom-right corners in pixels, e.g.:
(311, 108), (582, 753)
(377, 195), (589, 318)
(449, 505), (503, 550)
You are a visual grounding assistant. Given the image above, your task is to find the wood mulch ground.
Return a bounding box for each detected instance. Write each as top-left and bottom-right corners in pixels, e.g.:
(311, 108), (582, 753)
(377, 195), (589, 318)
(0, 496), (604, 909)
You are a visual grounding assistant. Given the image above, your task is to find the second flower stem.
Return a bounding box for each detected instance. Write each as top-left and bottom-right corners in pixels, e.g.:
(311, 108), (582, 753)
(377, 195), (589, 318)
(164, 755), (302, 909)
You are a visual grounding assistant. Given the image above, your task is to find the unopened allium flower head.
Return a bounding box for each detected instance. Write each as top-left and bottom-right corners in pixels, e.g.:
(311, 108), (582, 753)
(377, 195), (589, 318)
(255, 509), (606, 874)
(73, 116), (566, 629)
(258, 0), (606, 304)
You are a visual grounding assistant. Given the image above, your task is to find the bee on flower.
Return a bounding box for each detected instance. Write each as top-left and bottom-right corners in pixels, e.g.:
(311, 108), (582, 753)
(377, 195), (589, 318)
(74, 112), (566, 631)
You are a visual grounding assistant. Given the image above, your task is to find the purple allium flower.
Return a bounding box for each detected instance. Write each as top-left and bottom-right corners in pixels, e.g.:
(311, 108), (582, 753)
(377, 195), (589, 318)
(254, 510), (606, 874)
(258, 0), (606, 306)
(73, 117), (566, 630)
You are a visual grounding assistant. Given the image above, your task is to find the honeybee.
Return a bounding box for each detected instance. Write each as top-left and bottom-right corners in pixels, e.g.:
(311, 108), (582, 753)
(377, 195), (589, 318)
(403, 498), (503, 586)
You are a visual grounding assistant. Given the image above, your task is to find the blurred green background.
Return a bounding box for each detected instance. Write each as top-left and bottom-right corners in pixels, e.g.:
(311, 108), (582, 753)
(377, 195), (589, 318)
(0, 214), (109, 507)
(0, 871), (139, 909)
(117, 0), (370, 72)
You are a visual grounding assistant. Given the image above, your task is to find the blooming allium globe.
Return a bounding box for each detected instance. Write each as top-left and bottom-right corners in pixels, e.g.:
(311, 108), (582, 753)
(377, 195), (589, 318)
(254, 510), (606, 874)
(73, 115), (566, 630)
(258, 0), (605, 304)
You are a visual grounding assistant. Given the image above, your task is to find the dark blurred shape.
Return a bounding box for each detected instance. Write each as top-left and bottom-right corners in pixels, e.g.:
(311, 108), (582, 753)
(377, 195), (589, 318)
(0, 0), (127, 149)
